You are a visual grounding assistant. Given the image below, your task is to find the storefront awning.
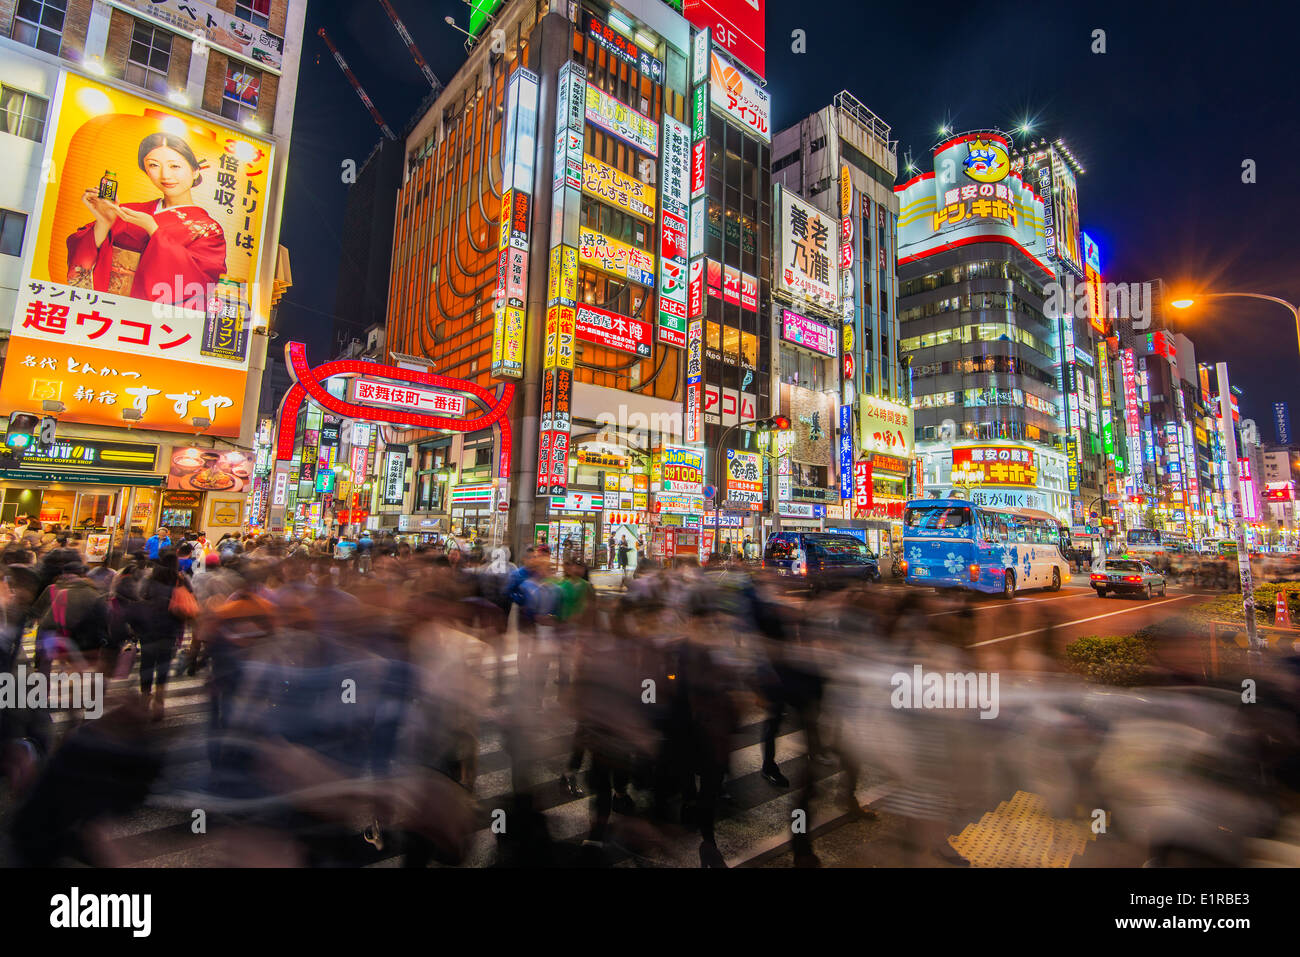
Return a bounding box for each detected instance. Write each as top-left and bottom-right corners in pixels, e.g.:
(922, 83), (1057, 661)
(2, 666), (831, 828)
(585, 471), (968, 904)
(0, 469), (166, 487)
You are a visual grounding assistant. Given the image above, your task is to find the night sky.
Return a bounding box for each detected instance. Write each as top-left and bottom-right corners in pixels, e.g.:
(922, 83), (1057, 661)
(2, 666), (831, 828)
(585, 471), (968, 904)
(278, 0), (1298, 434)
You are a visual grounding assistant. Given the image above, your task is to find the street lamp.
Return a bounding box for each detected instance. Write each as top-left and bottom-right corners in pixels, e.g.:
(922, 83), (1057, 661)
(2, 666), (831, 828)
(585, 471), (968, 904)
(1171, 292), (1300, 357)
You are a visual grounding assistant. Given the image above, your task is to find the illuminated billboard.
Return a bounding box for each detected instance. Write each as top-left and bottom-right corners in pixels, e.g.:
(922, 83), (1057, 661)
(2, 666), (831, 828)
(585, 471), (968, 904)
(582, 154), (655, 222)
(685, 0), (766, 78)
(895, 132), (1048, 274)
(467, 0), (506, 36)
(709, 50), (769, 141)
(952, 446), (1039, 487)
(578, 227), (655, 286)
(585, 85), (658, 155)
(859, 394), (913, 458)
(574, 304), (652, 357)
(491, 68), (538, 379)
(1, 73), (273, 437)
(775, 185), (839, 312)
(1052, 153), (1083, 277)
(1082, 231), (1104, 332)
(780, 309), (838, 358)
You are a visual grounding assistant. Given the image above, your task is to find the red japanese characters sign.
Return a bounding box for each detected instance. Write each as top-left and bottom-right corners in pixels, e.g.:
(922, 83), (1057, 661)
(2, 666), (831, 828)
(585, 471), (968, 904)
(276, 343), (514, 483)
(351, 378), (467, 416)
(854, 459), (873, 510)
(574, 304), (652, 357)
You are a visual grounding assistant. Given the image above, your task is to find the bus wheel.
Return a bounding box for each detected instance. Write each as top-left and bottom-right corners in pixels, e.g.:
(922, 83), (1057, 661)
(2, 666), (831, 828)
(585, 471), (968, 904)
(1003, 571), (1016, 599)
(1050, 568), (1061, 591)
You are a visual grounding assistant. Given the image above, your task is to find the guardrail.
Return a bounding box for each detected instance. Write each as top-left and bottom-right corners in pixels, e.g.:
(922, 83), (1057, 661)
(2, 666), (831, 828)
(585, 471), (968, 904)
(1206, 620), (1300, 675)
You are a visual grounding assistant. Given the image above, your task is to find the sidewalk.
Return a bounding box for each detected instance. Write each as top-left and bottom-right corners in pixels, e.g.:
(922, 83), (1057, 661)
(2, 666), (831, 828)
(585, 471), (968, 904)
(590, 568), (629, 593)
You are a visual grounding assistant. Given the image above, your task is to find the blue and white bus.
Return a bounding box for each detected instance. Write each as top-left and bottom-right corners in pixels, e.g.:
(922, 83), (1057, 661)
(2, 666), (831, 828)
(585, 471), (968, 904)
(901, 499), (1071, 598)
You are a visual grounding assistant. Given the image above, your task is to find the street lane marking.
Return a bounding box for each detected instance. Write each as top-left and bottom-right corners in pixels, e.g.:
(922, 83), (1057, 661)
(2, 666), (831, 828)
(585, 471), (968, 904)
(967, 594), (1196, 647)
(924, 589), (1094, 616)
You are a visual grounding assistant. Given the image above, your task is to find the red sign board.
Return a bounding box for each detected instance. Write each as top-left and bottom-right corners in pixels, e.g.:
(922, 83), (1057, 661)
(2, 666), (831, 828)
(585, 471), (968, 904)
(691, 140), (707, 195)
(853, 459), (872, 510)
(723, 264), (741, 305)
(688, 259), (704, 318)
(574, 304), (652, 357)
(684, 0), (766, 79)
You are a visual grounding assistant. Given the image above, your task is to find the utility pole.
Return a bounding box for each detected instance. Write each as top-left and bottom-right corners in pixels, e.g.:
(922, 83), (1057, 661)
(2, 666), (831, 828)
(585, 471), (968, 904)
(317, 28), (396, 140)
(1215, 362), (1261, 653)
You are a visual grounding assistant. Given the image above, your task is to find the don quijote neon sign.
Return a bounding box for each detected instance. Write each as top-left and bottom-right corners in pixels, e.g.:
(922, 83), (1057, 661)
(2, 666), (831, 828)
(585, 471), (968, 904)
(276, 341), (514, 481)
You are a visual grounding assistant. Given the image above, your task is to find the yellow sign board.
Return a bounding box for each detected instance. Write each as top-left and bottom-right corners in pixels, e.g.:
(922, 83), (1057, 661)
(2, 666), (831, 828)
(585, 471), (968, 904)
(582, 154), (656, 222)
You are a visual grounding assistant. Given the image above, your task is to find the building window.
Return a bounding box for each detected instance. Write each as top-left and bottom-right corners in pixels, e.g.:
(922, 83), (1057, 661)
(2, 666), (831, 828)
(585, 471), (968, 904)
(12, 0), (66, 54)
(0, 209), (28, 257)
(415, 444), (450, 511)
(779, 344), (828, 392)
(126, 21), (173, 96)
(772, 151), (799, 173)
(0, 85), (48, 142)
(221, 65), (262, 123)
(809, 136), (827, 152)
(234, 0), (272, 28)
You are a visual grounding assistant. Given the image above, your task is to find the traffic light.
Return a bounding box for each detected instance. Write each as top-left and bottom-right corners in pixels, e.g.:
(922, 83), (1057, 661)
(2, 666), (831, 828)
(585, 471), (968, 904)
(5, 412), (39, 451)
(2, 412), (40, 468)
(754, 415), (792, 432)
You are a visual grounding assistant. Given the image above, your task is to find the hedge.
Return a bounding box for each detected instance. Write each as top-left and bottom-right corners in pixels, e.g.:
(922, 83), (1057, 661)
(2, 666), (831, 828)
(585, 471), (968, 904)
(1063, 631), (1153, 686)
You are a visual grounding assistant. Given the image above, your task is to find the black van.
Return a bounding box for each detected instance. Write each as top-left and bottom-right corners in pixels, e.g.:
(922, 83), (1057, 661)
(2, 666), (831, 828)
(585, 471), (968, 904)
(763, 532), (881, 591)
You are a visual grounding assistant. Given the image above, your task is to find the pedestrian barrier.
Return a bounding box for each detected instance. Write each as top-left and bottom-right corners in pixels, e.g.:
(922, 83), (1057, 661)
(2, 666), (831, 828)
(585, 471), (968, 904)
(1206, 619), (1300, 676)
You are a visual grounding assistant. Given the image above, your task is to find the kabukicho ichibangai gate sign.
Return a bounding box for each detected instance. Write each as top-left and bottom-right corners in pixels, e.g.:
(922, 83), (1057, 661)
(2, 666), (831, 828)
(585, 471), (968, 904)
(275, 341), (515, 514)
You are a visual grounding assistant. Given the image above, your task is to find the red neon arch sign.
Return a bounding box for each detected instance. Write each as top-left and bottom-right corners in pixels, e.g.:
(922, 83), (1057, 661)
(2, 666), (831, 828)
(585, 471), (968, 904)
(276, 342), (514, 478)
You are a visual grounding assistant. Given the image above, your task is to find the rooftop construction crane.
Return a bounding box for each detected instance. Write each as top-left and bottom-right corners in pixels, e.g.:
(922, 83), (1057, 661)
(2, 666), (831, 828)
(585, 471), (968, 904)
(317, 27), (396, 140)
(376, 0), (444, 95)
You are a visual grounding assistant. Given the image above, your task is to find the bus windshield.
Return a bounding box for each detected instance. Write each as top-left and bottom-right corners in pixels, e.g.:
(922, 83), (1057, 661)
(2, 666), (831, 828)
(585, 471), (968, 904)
(904, 505), (973, 534)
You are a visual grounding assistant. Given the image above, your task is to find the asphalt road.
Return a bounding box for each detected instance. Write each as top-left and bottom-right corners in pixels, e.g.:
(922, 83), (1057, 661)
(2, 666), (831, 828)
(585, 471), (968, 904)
(919, 583), (1207, 648)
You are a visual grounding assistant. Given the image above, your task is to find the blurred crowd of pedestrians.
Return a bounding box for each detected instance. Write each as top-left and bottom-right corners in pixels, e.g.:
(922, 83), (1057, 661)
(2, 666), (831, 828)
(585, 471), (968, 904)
(1, 524), (1298, 868)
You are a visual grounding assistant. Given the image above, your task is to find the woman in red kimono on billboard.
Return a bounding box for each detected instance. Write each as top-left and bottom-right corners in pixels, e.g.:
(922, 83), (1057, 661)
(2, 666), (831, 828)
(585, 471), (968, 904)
(67, 132), (226, 308)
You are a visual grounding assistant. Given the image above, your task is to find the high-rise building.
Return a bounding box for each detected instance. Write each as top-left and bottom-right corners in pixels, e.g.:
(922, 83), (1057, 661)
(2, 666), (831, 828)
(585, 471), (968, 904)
(0, 0), (304, 543)
(895, 130), (1072, 522)
(772, 91), (907, 554)
(383, 0), (749, 560)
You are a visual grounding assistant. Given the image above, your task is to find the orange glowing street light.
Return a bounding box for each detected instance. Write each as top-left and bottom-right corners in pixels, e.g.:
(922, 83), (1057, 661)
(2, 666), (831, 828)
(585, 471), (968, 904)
(1171, 292), (1300, 357)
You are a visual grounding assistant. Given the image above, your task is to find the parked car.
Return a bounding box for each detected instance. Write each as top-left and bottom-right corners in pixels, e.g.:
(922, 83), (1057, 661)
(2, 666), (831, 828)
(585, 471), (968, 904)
(1090, 557), (1167, 599)
(763, 532), (880, 592)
